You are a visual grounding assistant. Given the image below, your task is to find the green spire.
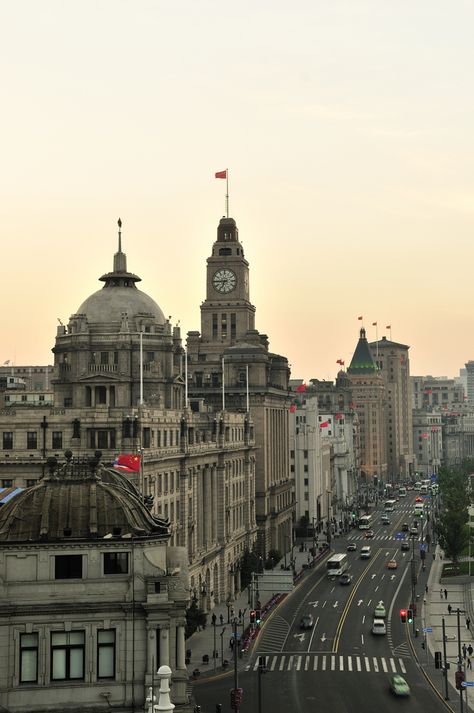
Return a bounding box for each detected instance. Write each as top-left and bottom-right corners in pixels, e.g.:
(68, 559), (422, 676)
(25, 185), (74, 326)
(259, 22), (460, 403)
(347, 328), (378, 374)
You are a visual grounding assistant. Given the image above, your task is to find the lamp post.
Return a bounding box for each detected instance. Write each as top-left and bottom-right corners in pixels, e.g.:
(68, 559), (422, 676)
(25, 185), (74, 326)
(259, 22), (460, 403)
(219, 627), (226, 669)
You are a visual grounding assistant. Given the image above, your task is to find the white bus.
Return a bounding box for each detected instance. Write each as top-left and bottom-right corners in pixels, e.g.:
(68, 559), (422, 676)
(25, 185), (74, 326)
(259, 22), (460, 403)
(327, 553), (349, 577)
(414, 503), (424, 517)
(420, 484), (429, 494)
(384, 499), (397, 512)
(359, 515), (372, 530)
(398, 486), (407, 497)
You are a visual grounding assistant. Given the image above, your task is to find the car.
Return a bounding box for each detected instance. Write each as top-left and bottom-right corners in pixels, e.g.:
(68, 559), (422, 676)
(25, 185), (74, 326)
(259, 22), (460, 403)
(372, 618), (387, 635)
(381, 516), (391, 525)
(410, 527), (419, 535)
(347, 542), (357, 551)
(406, 485), (413, 491)
(365, 530), (374, 539)
(300, 615), (314, 630)
(402, 523), (409, 532)
(401, 541), (410, 551)
(387, 559), (397, 569)
(340, 573), (353, 585)
(415, 496), (423, 502)
(360, 546), (371, 559)
(389, 674), (410, 696)
(374, 601), (386, 618)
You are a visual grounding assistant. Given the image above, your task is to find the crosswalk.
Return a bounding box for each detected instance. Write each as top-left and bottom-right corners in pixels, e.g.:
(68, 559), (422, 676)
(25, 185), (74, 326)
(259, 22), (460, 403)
(350, 533), (413, 541)
(251, 653), (407, 674)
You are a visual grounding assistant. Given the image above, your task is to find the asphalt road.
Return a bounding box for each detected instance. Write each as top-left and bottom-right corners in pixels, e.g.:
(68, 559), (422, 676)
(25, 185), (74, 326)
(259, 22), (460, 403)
(195, 495), (448, 713)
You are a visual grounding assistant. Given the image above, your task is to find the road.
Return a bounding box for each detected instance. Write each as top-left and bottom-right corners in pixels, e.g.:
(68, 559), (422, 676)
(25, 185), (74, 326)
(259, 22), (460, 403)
(195, 494), (447, 712)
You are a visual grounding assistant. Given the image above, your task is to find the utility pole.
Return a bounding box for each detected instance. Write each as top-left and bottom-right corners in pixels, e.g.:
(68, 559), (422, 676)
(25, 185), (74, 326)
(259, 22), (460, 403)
(457, 608), (466, 713)
(442, 618), (449, 700)
(220, 627), (226, 669)
(410, 535), (417, 635)
(258, 655), (267, 713)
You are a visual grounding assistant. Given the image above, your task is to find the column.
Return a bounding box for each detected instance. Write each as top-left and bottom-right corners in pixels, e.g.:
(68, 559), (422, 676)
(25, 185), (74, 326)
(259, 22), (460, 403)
(211, 465), (217, 543)
(159, 626), (170, 667)
(177, 625), (186, 670)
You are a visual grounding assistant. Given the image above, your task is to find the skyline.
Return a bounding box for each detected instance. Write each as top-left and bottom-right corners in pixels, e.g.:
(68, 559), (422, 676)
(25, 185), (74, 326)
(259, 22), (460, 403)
(2, 1), (474, 380)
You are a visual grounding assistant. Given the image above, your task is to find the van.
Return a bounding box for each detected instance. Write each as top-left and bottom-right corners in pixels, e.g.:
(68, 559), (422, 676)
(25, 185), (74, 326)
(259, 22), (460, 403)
(360, 546), (371, 559)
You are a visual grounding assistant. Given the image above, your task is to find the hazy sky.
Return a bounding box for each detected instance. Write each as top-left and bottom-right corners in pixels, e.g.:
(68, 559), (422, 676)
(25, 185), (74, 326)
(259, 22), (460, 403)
(2, 1), (474, 380)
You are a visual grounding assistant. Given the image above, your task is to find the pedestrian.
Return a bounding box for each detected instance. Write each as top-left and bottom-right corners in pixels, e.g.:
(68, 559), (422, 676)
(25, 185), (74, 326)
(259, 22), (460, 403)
(432, 553), (435, 561)
(463, 644), (467, 659)
(448, 604), (452, 615)
(238, 608), (242, 619)
(425, 585), (428, 594)
(230, 607), (235, 619)
(467, 618), (471, 631)
(229, 637), (234, 651)
(444, 588), (448, 600)
(440, 588), (443, 599)
(219, 613), (224, 626)
(468, 644), (473, 657)
(468, 657), (472, 670)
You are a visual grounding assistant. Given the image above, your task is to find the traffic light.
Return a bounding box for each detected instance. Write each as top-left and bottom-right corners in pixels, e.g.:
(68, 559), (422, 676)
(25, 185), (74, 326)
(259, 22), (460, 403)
(230, 688), (243, 710)
(400, 609), (407, 623)
(435, 652), (442, 669)
(456, 670), (465, 690)
(250, 610), (256, 624)
(407, 609), (414, 623)
(255, 609), (261, 624)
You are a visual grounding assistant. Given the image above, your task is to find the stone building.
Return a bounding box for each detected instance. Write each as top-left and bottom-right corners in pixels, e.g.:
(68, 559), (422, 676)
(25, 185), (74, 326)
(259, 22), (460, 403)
(0, 451), (190, 713)
(412, 410), (442, 476)
(186, 216), (293, 557)
(0, 222), (257, 611)
(346, 328), (387, 485)
(369, 336), (414, 482)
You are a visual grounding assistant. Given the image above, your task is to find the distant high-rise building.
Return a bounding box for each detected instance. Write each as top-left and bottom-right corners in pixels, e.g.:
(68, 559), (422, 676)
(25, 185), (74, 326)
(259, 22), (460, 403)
(347, 328), (387, 484)
(369, 336), (414, 482)
(465, 362), (474, 403)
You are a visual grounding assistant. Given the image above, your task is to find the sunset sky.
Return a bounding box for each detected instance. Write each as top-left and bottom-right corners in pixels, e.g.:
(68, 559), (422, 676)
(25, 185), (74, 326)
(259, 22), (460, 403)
(1, 1), (474, 381)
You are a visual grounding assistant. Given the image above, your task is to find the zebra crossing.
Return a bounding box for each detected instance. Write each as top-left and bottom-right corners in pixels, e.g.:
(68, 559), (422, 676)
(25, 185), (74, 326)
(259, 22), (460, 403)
(251, 653), (407, 675)
(350, 533), (409, 541)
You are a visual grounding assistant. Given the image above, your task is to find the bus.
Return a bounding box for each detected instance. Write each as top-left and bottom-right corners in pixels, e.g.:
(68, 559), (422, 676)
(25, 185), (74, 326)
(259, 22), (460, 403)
(398, 486), (407, 497)
(420, 484), (429, 494)
(359, 515), (372, 530)
(414, 503), (424, 517)
(326, 553), (349, 577)
(384, 499), (397, 512)
(414, 481), (422, 491)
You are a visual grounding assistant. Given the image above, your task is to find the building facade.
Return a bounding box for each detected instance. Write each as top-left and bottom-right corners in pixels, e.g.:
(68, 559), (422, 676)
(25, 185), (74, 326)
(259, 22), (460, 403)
(369, 336), (414, 482)
(186, 216), (293, 557)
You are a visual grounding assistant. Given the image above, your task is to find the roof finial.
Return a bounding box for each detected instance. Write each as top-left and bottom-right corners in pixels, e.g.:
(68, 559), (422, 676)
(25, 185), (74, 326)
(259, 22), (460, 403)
(118, 218), (122, 253)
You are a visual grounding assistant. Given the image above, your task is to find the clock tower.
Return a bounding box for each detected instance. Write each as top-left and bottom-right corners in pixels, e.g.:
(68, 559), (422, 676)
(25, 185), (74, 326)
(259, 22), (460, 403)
(201, 216), (256, 346)
(187, 215), (294, 559)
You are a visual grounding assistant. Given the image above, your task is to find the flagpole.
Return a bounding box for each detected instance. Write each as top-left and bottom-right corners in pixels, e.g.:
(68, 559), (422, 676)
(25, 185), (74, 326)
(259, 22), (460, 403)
(139, 328), (144, 406)
(185, 348), (188, 409)
(374, 323), (379, 367)
(226, 168), (229, 218)
(222, 356), (225, 411)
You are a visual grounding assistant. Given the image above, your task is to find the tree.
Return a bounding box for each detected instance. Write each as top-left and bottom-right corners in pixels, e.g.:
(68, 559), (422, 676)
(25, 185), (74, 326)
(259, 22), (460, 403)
(240, 548), (261, 589)
(185, 597), (207, 639)
(436, 510), (469, 570)
(265, 548), (282, 569)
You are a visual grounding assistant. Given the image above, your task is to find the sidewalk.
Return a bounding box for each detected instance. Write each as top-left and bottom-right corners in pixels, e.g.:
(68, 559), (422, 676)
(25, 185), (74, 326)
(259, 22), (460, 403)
(422, 545), (474, 698)
(185, 541), (329, 679)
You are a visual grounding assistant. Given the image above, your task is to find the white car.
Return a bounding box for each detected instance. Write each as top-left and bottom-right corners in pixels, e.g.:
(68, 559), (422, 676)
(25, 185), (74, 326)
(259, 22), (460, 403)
(374, 601), (386, 618)
(372, 619), (386, 635)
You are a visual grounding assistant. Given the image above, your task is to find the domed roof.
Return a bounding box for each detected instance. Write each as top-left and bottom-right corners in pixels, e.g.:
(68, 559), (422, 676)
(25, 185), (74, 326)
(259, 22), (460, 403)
(0, 452), (169, 543)
(77, 286), (165, 326)
(74, 220), (166, 327)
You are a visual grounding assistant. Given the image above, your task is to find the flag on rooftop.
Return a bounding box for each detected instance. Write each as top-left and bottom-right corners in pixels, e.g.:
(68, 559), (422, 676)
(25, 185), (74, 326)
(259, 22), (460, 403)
(295, 383), (307, 393)
(113, 454), (141, 473)
(215, 170), (227, 179)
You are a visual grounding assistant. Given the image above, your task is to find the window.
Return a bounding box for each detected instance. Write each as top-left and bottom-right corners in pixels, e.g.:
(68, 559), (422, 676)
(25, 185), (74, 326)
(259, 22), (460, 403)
(231, 313), (236, 340)
(26, 479), (36, 487)
(212, 313), (218, 339)
(55, 555), (83, 579)
(100, 352), (109, 365)
(104, 552), (129, 575)
(304, 450), (308, 458)
(20, 633), (38, 683)
(221, 313), (227, 338)
(2, 479), (13, 488)
(3, 432), (13, 450)
(97, 630), (116, 679)
(51, 631), (85, 680)
(52, 432), (63, 450)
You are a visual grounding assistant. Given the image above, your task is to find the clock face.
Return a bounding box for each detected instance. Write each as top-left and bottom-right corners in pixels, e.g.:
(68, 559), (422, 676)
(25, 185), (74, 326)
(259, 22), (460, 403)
(212, 268), (237, 294)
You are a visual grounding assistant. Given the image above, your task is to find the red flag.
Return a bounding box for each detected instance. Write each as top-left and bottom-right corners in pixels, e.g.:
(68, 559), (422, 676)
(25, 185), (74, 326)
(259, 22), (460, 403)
(320, 421), (329, 428)
(215, 170), (227, 179)
(295, 384), (307, 393)
(424, 389), (433, 394)
(113, 454), (141, 473)
(289, 404), (297, 413)
(335, 413), (343, 420)
(336, 359), (345, 365)
(358, 316), (363, 320)
(421, 433), (429, 439)
(372, 322), (377, 326)
(386, 325), (391, 329)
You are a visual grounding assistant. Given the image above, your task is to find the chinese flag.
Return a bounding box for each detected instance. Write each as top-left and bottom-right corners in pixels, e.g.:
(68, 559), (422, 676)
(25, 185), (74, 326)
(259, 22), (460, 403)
(335, 413), (343, 420)
(372, 322), (377, 326)
(358, 316), (363, 320)
(425, 389), (433, 394)
(113, 454), (141, 473)
(295, 384), (307, 393)
(336, 359), (345, 365)
(320, 421), (329, 428)
(386, 325), (391, 329)
(289, 404), (297, 413)
(421, 433), (429, 438)
(215, 170), (227, 179)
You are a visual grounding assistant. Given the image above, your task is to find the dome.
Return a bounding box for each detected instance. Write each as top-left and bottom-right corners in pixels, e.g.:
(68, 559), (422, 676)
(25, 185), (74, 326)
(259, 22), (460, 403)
(77, 286), (166, 326)
(0, 453), (169, 543)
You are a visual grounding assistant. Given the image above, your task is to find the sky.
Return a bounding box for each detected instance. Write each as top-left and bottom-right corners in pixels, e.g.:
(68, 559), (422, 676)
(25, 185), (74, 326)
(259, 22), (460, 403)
(1, 0), (474, 381)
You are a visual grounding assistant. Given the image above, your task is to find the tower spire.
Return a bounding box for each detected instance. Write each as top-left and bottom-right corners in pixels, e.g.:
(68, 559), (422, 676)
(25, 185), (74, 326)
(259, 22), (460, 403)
(118, 217), (122, 253)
